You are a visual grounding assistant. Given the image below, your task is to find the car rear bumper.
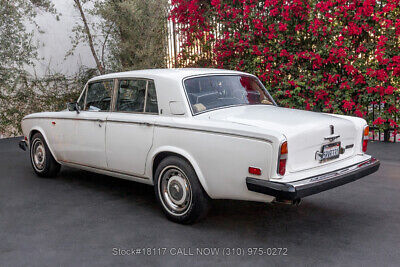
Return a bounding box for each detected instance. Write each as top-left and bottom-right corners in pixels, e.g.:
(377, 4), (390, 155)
(246, 157), (380, 200)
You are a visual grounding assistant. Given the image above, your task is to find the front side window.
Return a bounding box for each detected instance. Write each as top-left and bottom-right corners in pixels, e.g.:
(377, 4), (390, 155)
(184, 75), (275, 114)
(116, 79), (158, 113)
(85, 80), (114, 111)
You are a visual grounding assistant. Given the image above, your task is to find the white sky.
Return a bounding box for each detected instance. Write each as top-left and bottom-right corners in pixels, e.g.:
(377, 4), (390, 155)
(31, 0), (96, 76)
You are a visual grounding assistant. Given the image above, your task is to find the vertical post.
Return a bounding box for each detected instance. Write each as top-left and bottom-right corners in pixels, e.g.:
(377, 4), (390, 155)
(379, 100), (381, 141)
(395, 96), (398, 143)
(372, 103), (375, 141)
(172, 21), (178, 68)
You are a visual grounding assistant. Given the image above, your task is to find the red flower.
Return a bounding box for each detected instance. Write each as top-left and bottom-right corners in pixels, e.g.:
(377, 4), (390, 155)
(171, 0), (399, 131)
(385, 86), (395, 95)
(342, 100), (355, 111)
(278, 23), (288, 32)
(373, 117), (386, 125)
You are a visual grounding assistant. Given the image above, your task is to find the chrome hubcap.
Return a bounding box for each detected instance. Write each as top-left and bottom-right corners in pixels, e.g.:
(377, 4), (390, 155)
(159, 166), (192, 215)
(31, 139), (46, 171)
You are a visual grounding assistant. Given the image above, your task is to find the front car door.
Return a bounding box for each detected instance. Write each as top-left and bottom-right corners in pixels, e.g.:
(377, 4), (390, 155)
(106, 78), (158, 176)
(61, 79), (114, 169)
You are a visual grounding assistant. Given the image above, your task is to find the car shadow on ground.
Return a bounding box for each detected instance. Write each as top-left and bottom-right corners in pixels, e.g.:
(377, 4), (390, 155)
(3, 138), (397, 265)
(57, 166), (368, 238)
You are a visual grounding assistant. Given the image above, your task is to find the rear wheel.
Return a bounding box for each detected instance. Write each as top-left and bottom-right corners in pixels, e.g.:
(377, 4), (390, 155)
(30, 133), (61, 178)
(154, 156), (211, 224)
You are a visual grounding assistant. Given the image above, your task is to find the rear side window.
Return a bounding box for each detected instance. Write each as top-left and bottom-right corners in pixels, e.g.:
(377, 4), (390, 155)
(116, 79), (147, 112)
(116, 79), (158, 113)
(85, 80), (114, 111)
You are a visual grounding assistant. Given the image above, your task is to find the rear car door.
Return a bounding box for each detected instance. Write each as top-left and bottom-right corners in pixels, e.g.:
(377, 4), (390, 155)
(105, 78), (158, 175)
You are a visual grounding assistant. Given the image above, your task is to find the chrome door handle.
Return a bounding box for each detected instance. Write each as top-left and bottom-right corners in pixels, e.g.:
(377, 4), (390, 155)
(96, 119), (104, 127)
(137, 122), (152, 126)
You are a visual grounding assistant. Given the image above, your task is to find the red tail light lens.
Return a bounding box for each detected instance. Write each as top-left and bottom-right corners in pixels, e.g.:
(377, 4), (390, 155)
(248, 167), (262, 175)
(362, 140), (368, 152)
(362, 126), (369, 153)
(278, 158), (286, 176)
(277, 141), (288, 176)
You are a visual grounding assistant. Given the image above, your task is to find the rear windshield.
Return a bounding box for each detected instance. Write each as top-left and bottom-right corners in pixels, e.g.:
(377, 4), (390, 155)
(184, 75), (275, 114)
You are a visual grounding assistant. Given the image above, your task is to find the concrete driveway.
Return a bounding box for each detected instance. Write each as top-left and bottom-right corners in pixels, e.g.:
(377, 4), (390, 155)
(0, 138), (399, 266)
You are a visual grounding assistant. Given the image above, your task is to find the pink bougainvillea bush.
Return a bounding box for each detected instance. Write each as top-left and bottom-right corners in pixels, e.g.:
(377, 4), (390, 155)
(170, 0), (400, 137)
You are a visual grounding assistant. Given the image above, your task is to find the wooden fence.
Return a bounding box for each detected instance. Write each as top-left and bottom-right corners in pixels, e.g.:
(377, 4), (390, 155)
(369, 101), (399, 143)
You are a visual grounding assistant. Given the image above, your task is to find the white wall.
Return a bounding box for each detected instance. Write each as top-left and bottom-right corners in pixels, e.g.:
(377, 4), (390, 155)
(30, 0), (96, 76)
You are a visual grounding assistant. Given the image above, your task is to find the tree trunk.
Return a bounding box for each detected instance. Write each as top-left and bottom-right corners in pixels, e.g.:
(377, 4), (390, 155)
(74, 0), (105, 75)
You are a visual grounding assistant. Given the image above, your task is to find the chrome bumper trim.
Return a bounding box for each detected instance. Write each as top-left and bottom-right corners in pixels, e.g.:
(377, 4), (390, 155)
(246, 157), (380, 200)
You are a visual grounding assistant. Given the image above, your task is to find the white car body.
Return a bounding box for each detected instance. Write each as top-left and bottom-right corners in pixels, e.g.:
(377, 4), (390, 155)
(20, 68), (379, 203)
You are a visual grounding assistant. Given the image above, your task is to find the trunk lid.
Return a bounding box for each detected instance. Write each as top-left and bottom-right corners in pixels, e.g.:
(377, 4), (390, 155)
(203, 105), (359, 172)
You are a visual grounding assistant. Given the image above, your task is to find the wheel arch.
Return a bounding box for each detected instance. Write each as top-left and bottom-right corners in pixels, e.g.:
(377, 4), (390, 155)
(149, 147), (210, 196)
(29, 127), (59, 163)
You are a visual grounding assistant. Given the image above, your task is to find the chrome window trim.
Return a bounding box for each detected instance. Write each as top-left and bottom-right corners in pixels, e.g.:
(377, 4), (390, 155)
(76, 82), (88, 110)
(111, 78), (119, 112)
(143, 80), (149, 113)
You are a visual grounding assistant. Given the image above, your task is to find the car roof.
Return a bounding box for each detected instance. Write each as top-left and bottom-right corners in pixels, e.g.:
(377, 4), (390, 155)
(88, 68), (252, 83)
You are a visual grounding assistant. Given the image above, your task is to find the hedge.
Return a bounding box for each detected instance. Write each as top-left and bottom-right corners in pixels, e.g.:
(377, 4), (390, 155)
(171, 0), (400, 138)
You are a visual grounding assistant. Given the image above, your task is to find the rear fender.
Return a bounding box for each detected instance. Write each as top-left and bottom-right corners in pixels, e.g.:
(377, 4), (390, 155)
(147, 146), (209, 195)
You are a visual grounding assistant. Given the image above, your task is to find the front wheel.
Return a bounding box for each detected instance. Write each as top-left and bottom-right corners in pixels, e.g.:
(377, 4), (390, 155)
(30, 133), (61, 178)
(154, 156), (211, 224)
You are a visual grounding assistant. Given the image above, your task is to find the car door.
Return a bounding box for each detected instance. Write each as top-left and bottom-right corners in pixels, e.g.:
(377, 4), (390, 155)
(105, 78), (158, 175)
(61, 79), (114, 169)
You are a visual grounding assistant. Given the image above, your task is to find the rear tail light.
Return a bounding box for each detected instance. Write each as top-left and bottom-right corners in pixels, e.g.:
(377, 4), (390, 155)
(362, 126), (369, 153)
(248, 167), (262, 175)
(277, 141), (288, 176)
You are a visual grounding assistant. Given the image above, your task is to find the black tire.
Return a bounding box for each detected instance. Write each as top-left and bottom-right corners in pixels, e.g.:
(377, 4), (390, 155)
(154, 156), (211, 224)
(30, 132), (61, 178)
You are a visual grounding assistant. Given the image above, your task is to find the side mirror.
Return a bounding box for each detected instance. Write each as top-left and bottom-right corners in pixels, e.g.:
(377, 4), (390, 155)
(67, 102), (80, 114)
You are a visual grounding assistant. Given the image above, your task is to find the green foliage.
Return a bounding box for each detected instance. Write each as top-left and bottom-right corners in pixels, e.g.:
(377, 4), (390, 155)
(97, 0), (170, 71)
(0, 0), (84, 137)
(0, 67), (95, 137)
(1, 0), (171, 137)
(67, 0), (170, 73)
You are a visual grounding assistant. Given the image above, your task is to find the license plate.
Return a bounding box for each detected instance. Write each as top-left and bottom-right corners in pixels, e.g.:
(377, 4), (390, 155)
(319, 142), (340, 162)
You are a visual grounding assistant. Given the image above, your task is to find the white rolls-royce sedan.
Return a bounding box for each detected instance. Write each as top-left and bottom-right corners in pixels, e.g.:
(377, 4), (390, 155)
(19, 68), (380, 224)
